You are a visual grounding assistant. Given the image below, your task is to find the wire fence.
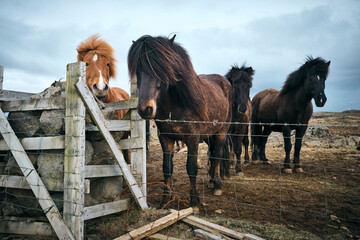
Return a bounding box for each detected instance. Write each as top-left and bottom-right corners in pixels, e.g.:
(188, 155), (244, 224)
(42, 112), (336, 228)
(0, 111), (359, 239)
(145, 116), (360, 239)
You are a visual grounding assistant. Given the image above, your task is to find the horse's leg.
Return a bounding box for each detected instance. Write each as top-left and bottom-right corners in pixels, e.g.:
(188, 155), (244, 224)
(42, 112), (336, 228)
(220, 135), (231, 179)
(259, 126), (271, 164)
(159, 135), (175, 208)
(251, 124), (262, 161)
(282, 126), (292, 173)
(209, 134), (227, 196)
(293, 127), (306, 173)
(185, 136), (201, 211)
(243, 125), (250, 165)
(233, 135), (244, 176)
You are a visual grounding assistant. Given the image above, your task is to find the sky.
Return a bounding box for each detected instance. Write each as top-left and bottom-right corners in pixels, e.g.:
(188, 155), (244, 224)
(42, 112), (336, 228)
(0, 0), (359, 112)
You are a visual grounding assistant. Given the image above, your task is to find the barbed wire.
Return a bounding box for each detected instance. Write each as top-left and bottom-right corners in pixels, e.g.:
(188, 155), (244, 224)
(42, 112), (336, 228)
(0, 109), (358, 239)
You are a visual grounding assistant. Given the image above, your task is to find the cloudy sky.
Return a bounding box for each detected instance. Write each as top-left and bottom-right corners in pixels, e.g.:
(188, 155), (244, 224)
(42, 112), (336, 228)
(0, 0), (359, 112)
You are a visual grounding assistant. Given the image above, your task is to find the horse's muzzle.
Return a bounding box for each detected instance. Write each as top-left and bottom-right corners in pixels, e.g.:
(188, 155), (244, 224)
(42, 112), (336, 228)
(315, 93), (327, 107)
(138, 105), (155, 119)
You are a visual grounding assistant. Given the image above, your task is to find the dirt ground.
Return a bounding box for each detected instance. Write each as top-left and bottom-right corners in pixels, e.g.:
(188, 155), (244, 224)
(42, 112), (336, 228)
(145, 111), (360, 239)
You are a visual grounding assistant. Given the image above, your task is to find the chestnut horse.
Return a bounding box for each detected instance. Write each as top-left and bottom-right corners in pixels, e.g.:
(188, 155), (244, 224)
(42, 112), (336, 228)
(251, 56), (330, 173)
(221, 64), (254, 178)
(128, 35), (232, 211)
(77, 34), (129, 119)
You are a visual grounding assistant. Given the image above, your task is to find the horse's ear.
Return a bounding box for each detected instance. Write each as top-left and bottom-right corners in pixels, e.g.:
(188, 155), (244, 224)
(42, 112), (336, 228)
(77, 49), (85, 61)
(169, 34), (176, 44)
(326, 61), (331, 67)
(132, 40), (135, 44)
(247, 67), (254, 76)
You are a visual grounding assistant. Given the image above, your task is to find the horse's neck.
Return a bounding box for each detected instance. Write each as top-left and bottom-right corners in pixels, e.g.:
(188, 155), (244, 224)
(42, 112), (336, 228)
(289, 85), (313, 108)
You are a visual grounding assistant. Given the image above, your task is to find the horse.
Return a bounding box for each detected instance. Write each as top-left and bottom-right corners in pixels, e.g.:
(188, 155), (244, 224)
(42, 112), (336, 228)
(76, 34), (130, 120)
(251, 56), (330, 173)
(77, 35), (131, 162)
(128, 34), (232, 211)
(221, 64), (254, 178)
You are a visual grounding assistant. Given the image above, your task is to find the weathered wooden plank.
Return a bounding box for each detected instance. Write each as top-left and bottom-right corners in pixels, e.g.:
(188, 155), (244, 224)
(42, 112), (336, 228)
(115, 208), (193, 240)
(0, 66), (3, 91)
(0, 136), (65, 151)
(0, 175), (90, 193)
(119, 137), (143, 149)
(129, 74), (147, 196)
(130, 110), (146, 194)
(101, 98), (138, 112)
(194, 229), (226, 240)
(0, 96), (65, 111)
(85, 165), (123, 178)
(85, 120), (131, 132)
(83, 198), (130, 220)
(0, 220), (54, 236)
(0, 89), (34, 101)
(0, 108), (75, 240)
(148, 233), (182, 240)
(64, 62), (86, 240)
(76, 79), (147, 210)
(175, 213), (265, 240)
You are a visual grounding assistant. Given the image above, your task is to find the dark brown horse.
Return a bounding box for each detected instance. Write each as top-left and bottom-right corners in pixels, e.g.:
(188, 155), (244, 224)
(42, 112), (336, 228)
(128, 35), (232, 211)
(251, 56), (330, 173)
(222, 64), (254, 177)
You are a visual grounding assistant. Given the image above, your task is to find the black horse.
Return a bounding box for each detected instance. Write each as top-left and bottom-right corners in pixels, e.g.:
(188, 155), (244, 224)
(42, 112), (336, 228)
(251, 56), (330, 173)
(221, 64), (254, 178)
(128, 35), (232, 211)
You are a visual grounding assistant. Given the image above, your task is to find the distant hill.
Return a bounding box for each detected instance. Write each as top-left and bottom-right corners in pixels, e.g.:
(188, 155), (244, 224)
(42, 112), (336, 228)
(342, 110), (360, 113)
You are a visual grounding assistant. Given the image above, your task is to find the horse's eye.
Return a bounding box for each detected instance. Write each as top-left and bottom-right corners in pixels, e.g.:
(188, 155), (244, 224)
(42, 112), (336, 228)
(107, 63), (110, 67)
(156, 81), (161, 89)
(85, 63), (89, 67)
(317, 75), (320, 81)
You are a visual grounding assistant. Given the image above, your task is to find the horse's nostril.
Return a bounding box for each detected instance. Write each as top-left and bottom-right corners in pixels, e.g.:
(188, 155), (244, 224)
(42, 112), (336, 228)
(92, 83), (98, 90)
(145, 106), (153, 115)
(104, 84), (109, 91)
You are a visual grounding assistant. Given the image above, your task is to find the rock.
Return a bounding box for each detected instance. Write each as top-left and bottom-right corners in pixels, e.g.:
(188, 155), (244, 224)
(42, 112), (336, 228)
(85, 141), (94, 165)
(40, 110), (65, 135)
(1, 201), (24, 217)
(89, 177), (124, 204)
(2, 189), (42, 217)
(4, 152), (37, 176)
(8, 111), (42, 138)
(85, 194), (99, 207)
(307, 126), (331, 138)
(89, 141), (116, 165)
(37, 151), (64, 191)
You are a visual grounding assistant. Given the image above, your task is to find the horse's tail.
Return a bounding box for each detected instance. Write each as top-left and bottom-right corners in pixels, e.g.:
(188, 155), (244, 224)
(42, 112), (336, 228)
(220, 134), (231, 179)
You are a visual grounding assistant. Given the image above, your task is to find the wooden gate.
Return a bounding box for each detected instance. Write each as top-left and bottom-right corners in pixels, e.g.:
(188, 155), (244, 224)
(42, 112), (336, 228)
(0, 62), (147, 239)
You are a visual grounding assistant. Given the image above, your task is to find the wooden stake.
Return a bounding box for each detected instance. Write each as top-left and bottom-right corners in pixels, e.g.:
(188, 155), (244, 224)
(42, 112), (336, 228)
(115, 208), (193, 240)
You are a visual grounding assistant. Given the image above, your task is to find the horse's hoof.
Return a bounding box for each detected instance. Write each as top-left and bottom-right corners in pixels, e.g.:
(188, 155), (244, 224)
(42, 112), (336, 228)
(283, 168), (293, 174)
(262, 161), (271, 165)
(191, 206), (200, 214)
(207, 182), (214, 189)
(213, 189), (222, 196)
(252, 160), (261, 165)
(235, 172), (244, 177)
(295, 168), (304, 173)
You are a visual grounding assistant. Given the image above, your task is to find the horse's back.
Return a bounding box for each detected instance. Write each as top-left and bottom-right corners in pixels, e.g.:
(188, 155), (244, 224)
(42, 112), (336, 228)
(198, 74), (231, 97)
(107, 87), (130, 120)
(198, 74), (232, 132)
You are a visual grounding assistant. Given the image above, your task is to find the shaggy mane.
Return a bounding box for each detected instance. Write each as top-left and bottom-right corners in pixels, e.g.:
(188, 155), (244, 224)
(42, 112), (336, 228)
(280, 56), (329, 95)
(77, 34), (117, 78)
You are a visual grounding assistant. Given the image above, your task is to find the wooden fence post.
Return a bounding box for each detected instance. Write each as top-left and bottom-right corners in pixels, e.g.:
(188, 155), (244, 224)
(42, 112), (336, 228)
(0, 65), (4, 91)
(130, 76), (147, 196)
(64, 62), (86, 240)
